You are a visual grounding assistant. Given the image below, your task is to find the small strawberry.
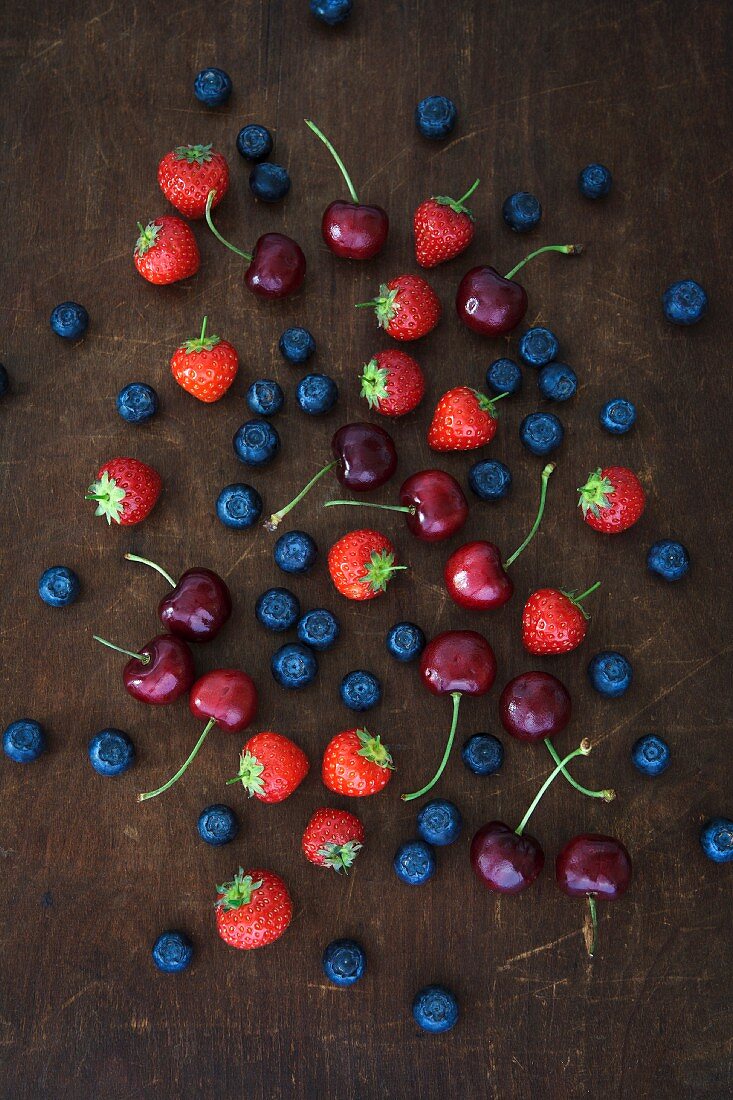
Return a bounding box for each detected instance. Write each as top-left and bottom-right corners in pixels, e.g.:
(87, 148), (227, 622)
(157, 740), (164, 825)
(86, 457), (162, 526)
(522, 582), (601, 656)
(302, 807), (365, 872)
(227, 731), (309, 803)
(170, 316), (239, 403)
(578, 466), (646, 534)
(322, 727), (394, 797)
(356, 274), (441, 341)
(158, 143), (229, 219)
(215, 867), (292, 950)
(133, 216), (200, 285)
(428, 386), (506, 451)
(327, 529), (405, 601)
(360, 350), (425, 417)
(413, 179), (480, 268)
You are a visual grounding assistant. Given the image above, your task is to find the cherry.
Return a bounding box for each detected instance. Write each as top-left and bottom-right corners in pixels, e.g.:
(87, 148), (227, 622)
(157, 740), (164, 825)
(456, 244), (582, 336)
(324, 468), (469, 543)
(124, 554), (231, 642)
(305, 119), (389, 260)
(93, 633), (195, 706)
(556, 833), (632, 956)
(138, 669), (258, 801)
(205, 191), (305, 299)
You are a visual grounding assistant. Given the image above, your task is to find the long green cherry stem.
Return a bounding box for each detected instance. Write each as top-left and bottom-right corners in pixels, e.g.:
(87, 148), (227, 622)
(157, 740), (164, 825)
(503, 463), (555, 570)
(205, 191), (252, 261)
(264, 460), (338, 531)
(543, 738), (614, 801)
(93, 635), (149, 665)
(586, 896), (598, 958)
(401, 691), (462, 802)
(304, 119), (359, 203)
(515, 740), (591, 836)
(504, 243), (583, 282)
(137, 719), (216, 802)
(324, 500), (415, 515)
(124, 553), (176, 588)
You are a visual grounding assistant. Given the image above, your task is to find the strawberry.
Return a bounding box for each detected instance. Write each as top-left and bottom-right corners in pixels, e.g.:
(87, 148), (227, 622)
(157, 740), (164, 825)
(327, 529), (405, 601)
(302, 807), (365, 872)
(428, 386), (505, 451)
(578, 466), (646, 534)
(227, 731), (309, 803)
(322, 728), (394, 797)
(133, 215), (200, 285)
(522, 583), (601, 655)
(215, 867), (292, 950)
(86, 457), (162, 526)
(158, 143), (229, 219)
(360, 350), (425, 417)
(356, 274), (441, 341)
(170, 316), (239, 403)
(413, 179), (480, 268)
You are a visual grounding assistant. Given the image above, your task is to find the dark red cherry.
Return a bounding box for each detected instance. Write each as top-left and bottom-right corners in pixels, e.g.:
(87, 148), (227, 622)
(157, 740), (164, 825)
(556, 834), (632, 900)
(322, 200), (389, 260)
(420, 630), (497, 696)
(471, 821), (545, 894)
(444, 541), (513, 610)
(245, 233), (306, 299)
(331, 422), (397, 491)
(499, 671), (571, 743)
(94, 633), (195, 706)
(159, 569), (232, 641)
(399, 470), (468, 542)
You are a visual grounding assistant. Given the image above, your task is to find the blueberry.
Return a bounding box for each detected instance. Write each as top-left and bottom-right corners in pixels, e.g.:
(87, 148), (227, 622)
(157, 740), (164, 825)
(38, 565), (80, 607)
(233, 419), (280, 467)
(587, 651), (633, 698)
(538, 362), (577, 402)
(216, 483), (262, 529)
(279, 327), (316, 365)
(631, 734), (671, 777)
(152, 930), (194, 973)
(193, 67), (232, 106)
(647, 539), (690, 581)
(502, 192), (542, 233)
(0, 364), (10, 397)
(296, 373), (338, 415)
(662, 280), (708, 326)
(274, 530), (318, 574)
(416, 799), (462, 847)
(256, 587), (301, 632)
(486, 357), (522, 396)
(415, 95), (457, 140)
(116, 382), (158, 424)
(271, 643), (318, 689)
(3, 719), (45, 763)
(236, 123), (273, 162)
(50, 301), (88, 340)
(412, 985), (459, 1033)
(246, 379), (284, 417)
(197, 804), (239, 846)
(386, 622), (425, 663)
(393, 840), (436, 885)
(600, 397), (636, 434)
(322, 938), (365, 986)
(297, 608), (340, 650)
(519, 412), (564, 456)
(88, 728), (135, 776)
(310, 0), (353, 25)
(578, 163), (612, 199)
(518, 326), (559, 367)
(468, 459), (512, 501)
(461, 734), (504, 776)
(340, 670), (381, 712)
(249, 162), (291, 204)
(699, 818), (733, 864)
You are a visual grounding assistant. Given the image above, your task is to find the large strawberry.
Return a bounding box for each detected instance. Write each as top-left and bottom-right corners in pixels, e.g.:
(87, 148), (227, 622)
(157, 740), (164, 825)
(360, 350), (425, 417)
(322, 728), (394, 797)
(522, 583), (601, 655)
(413, 179), (479, 268)
(227, 731), (309, 803)
(327, 529), (405, 601)
(578, 466), (646, 534)
(86, 457), (162, 526)
(215, 868), (292, 950)
(134, 216), (200, 285)
(428, 387), (505, 451)
(356, 274), (441, 341)
(302, 807), (365, 872)
(170, 316), (239, 403)
(158, 143), (229, 219)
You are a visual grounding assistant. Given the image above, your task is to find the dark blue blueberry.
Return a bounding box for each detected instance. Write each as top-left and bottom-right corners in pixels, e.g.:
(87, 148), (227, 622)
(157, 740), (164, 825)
(587, 651), (633, 698)
(647, 540), (690, 581)
(271, 642), (318, 689)
(461, 734), (504, 777)
(216, 483), (262, 529)
(3, 719), (45, 763)
(699, 818), (733, 864)
(538, 362), (577, 402)
(502, 192), (542, 233)
(662, 280), (708, 326)
(415, 95), (457, 140)
(236, 123), (273, 162)
(322, 939), (365, 986)
(233, 418), (280, 467)
(393, 840), (436, 885)
(468, 459), (512, 502)
(116, 382), (158, 424)
(246, 379), (284, 417)
(416, 799), (462, 847)
(412, 985), (459, 1033)
(0, 364), (9, 397)
(256, 587), (301, 632)
(274, 530), (318, 574)
(50, 301), (88, 340)
(340, 669), (381, 712)
(578, 163), (612, 199)
(296, 373), (338, 415)
(518, 326), (559, 367)
(193, 67), (232, 106)
(197, 804), (239, 846)
(249, 162), (291, 203)
(519, 412), (564, 456)
(600, 398), (636, 435)
(297, 608), (340, 650)
(38, 565), (80, 607)
(631, 734), (671, 777)
(486, 357), (522, 396)
(88, 728), (135, 776)
(386, 622), (425, 663)
(311, 0), (352, 24)
(152, 930), (194, 973)
(279, 327), (316, 365)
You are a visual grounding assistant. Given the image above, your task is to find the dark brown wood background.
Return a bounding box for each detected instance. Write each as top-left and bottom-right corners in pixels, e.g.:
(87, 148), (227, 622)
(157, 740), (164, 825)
(1, 1), (731, 1097)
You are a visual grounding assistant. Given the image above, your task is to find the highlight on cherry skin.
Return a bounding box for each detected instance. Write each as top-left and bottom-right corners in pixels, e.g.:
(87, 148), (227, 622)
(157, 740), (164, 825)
(324, 468), (469, 543)
(92, 633), (195, 706)
(124, 553), (232, 642)
(555, 832), (632, 957)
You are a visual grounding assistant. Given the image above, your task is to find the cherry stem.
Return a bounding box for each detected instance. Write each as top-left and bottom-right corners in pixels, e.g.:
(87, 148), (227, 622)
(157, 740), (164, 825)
(137, 718), (217, 802)
(123, 553), (176, 588)
(515, 740), (591, 836)
(264, 460), (338, 531)
(401, 691), (461, 802)
(93, 634), (149, 665)
(504, 243), (583, 282)
(503, 463), (555, 569)
(586, 895), (598, 958)
(304, 119), (359, 203)
(205, 191), (252, 261)
(543, 738), (614, 801)
(455, 179), (481, 205)
(324, 500), (414, 516)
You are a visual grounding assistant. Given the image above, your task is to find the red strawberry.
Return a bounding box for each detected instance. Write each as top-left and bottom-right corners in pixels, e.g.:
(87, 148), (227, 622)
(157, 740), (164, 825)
(356, 274), (441, 341)
(327, 529), (405, 601)
(158, 143), (229, 219)
(360, 350), (425, 417)
(170, 316), (239, 403)
(215, 867), (292, 950)
(227, 731), (309, 803)
(413, 179), (480, 268)
(322, 728), (394, 797)
(86, 457), (162, 526)
(578, 466), (646, 534)
(428, 387), (505, 451)
(133, 216), (200, 285)
(302, 807), (365, 872)
(522, 583), (601, 656)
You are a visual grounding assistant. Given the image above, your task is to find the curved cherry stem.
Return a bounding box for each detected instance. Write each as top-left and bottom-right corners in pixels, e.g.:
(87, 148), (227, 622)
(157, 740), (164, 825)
(124, 553), (176, 588)
(205, 191), (252, 261)
(543, 738), (614, 801)
(93, 634), (149, 665)
(586, 895), (598, 958)
(504, 243), (583, 282)
(503, 463), (555, 569)
(305, 119), (359, 203)
(324, 500), (414, 516)
(137, 718), (216, 802)
(401, 691), (461, 802)
(264, 460), (338, 531)
(515, 740), (591, 836)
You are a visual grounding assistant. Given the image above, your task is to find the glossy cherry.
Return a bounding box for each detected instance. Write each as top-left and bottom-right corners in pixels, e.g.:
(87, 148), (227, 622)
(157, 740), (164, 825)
(305, 120), (388, 260)
(324, 469), (468, 543)
(205, 191), (305, 299)
(124, 554), (231, 641)
(93, 633), (195, 706)
(556, 833), (632, 956)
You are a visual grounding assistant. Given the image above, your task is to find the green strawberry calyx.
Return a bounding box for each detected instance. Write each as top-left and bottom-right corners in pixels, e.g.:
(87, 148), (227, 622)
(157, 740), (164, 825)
(85, 470), (126, 524)
(354, 284), (399, 328)
(359, 359), (390, 408)
(174, 143), (215, 165)
(359, 549), (407, 594)
(432, 178), (481, 219)
(182, 315), (221, 354)
(559, 581), (603, 621)
(577, 468), (615, 518)
(226, 750), (265, 797)
(356, 728), (394, 770)
(135, 220), (161, 256)
(317, 840), (363, 873)
(471, 388), (508, 420)
(215, 868), (263, 911)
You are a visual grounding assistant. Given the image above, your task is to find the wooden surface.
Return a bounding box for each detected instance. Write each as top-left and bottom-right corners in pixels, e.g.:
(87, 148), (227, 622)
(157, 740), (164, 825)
(1, 1), (731, 1097)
